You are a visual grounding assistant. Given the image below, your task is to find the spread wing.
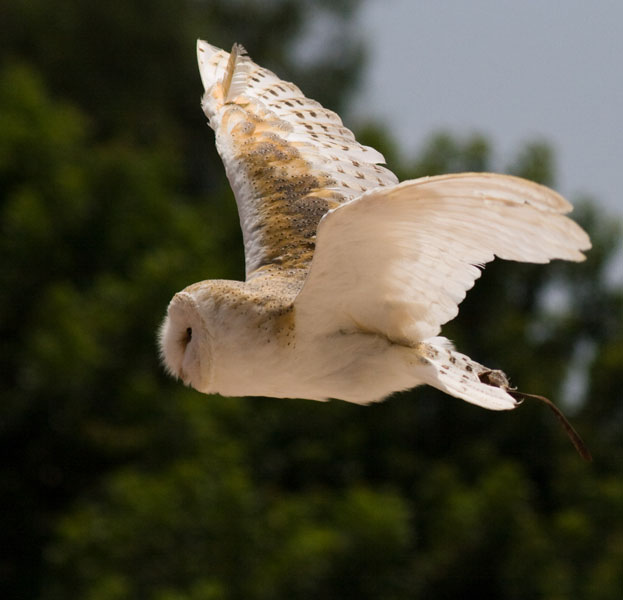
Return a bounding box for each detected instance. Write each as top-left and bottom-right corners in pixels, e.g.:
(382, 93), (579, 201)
(197, 41), (397, 281)
(294, 173), (591, 342)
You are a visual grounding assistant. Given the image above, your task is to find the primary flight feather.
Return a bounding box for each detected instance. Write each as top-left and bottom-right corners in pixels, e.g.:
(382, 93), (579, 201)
(160, 41), (591, 456)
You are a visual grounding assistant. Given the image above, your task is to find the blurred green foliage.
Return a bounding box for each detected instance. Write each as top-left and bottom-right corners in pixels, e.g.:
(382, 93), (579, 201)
(1, 1), (622, 599)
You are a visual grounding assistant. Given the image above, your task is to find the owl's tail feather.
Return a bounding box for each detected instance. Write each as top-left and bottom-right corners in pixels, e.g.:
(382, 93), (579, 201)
(416, 337), (519, 411)
(416, 337), (591, 461)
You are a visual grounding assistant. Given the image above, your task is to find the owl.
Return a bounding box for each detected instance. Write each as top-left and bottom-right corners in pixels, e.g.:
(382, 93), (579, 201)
(160, 41), (591, 458)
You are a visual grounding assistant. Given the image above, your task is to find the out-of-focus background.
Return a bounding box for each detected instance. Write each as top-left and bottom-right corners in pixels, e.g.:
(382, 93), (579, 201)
(1, 1), (621, 598)
(354, 0), (623, 220)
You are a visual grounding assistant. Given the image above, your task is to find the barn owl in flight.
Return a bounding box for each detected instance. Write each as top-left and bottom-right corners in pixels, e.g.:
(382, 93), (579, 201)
(160, 41), (591, 457)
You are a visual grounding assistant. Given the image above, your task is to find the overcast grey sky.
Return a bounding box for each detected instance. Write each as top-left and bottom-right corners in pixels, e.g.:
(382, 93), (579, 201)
(352, 0), (623, 219)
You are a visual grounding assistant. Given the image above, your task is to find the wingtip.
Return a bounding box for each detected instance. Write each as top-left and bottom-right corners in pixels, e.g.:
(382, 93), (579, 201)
(197, 40), (233, 94)
(197, 39), (221, 57)
(197, 40), (250, 96)
(230, 42), (248, 57)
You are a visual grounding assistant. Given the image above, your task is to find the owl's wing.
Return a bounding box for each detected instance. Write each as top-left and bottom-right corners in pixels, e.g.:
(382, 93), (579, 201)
(294, 173), (591, 342)
(197, 41), (397, 280)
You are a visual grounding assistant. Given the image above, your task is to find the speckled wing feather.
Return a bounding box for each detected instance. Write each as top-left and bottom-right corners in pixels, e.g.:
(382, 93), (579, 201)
(197, 41), (397, 281)
(294, 173), (591, 342)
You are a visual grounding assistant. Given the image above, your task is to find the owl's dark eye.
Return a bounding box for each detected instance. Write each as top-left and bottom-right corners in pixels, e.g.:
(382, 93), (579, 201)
(179, 326), (192, 349)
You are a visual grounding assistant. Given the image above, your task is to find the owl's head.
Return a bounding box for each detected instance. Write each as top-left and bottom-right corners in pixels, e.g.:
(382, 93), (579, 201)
(159, 290), (213, 392)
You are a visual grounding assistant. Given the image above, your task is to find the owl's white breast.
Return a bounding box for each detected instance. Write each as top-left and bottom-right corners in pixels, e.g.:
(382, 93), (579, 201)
(162, 275), (419, 403)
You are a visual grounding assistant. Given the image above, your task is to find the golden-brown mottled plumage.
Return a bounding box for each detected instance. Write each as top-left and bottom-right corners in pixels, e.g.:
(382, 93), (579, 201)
(197, 41), (396, 280)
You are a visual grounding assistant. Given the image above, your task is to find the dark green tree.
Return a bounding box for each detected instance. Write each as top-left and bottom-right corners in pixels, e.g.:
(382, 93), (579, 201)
(30, 124), (623, 599)
(0, 1), (363, 597)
